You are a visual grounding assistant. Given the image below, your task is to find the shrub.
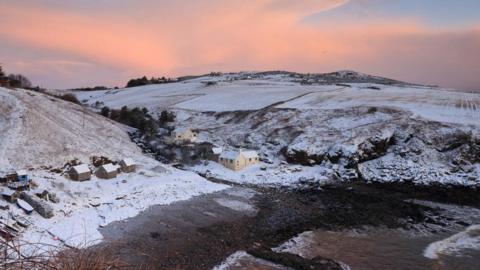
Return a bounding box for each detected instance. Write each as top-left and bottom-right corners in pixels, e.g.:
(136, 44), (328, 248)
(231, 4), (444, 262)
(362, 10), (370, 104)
(100, 106), (110, 117)
(57, 94), (81, 105)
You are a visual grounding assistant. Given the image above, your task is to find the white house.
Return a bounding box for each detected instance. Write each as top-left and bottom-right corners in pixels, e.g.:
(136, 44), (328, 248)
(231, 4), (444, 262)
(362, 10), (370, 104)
(219, 149), (260, 171)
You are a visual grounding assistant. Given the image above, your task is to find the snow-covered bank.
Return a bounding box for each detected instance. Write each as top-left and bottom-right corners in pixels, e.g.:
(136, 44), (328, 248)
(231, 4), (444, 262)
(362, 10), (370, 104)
(191, 161), (334, 187)
(424, 225), (480, 259)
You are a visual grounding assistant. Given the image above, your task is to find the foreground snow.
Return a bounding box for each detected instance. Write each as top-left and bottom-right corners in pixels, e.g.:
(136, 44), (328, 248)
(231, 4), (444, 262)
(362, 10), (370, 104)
(6, 161), (226, 254)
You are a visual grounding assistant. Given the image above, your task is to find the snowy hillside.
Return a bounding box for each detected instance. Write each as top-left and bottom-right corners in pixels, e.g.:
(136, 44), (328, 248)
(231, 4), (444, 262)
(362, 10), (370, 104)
(0, 87), (143, 172)
(75, 71), (480, 187)
(76, 71), (480, 126)
(0, 86), (226, 252)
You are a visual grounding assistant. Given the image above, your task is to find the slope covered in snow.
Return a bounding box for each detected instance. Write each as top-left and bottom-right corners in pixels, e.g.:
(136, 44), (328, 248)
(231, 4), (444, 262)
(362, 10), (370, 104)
(0, 87), (227, 252)
(0, 87), (143, 171)
(73, 71), (480, 187)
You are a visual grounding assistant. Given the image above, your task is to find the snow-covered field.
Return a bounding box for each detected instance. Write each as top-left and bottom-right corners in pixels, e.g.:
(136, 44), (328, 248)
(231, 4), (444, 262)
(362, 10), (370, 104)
(0, 87), (227, 254)
(75, 72), (480, 126)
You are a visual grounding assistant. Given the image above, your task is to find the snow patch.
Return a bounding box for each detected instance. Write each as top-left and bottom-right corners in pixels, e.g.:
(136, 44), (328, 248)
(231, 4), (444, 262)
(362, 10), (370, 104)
(424, 225), (480, 259)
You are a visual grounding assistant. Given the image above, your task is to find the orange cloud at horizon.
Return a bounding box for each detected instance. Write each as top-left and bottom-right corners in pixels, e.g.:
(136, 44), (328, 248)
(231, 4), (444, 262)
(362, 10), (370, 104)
(0, 1), (479, 90)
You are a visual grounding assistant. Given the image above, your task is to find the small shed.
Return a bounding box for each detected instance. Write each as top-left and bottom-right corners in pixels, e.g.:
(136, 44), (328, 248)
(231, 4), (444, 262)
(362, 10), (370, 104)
(7, 181), (30, 192)
(2, 189), (17, 203)
(96, 164), (118, 179)
(5, 173), (18, 182)
(119, 158), (136, 173)
(69, 164), (91, 181)
(16, 170), (29, 182)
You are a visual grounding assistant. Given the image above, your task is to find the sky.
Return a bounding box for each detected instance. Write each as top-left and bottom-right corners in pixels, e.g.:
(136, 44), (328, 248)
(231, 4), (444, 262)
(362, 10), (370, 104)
(0, 0), (479, 90)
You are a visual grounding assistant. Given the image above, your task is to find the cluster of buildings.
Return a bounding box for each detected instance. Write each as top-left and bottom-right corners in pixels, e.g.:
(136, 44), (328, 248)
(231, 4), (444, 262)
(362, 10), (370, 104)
(0, 158), (137, 239)
(69, 158), (136, 181)
(170, 127), (261, 171)
(0, 170), (35, 238)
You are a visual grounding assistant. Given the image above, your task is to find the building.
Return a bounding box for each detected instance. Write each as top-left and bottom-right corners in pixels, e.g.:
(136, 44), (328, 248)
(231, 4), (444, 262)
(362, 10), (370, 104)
(219, 149), (260, 171)
(16, 170), (29, 182)
(7, 181), (30, 191)
(119, 158), (136, 173)
(207, 147), (223, 161)
(170, 127), (197, 143)
(69, 164), (92, 181)
(0, 76), (9, 87)
(1, 189), (17, 203)
(96, 163), (118, 179)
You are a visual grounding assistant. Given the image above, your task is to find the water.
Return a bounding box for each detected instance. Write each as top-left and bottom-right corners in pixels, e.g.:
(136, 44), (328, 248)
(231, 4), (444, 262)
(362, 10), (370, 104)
(275, 229), (480, 270)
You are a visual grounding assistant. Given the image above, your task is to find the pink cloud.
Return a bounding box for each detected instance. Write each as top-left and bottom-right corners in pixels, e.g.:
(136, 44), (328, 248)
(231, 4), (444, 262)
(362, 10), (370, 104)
(0, 1), (478, 90)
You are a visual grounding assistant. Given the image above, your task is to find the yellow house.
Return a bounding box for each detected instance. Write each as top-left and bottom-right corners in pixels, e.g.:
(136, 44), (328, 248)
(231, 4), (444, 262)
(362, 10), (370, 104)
(170, 127), (197, 143)
(219, 149), (260, 171)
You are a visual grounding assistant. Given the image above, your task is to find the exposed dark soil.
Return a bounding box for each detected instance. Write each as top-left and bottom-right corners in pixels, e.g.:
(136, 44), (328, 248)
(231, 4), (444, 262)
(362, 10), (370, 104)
(93, 179), (480, 270)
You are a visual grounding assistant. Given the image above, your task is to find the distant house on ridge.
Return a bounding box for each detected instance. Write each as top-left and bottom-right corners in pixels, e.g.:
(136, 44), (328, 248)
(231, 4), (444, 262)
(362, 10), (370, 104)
(0, 76), (9, 87)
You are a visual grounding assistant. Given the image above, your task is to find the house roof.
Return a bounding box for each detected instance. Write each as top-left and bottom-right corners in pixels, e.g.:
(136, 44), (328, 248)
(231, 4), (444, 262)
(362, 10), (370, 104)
(241, 150), (259, 159)
(121, 158), (136, 166)
(1, 189), (15, 196)
(100, 163), (117, 173)
(212, 147), (223, 155)
(17, 199), (34, 212)
(219, 150), (240, 160)
(173, 127), (193, 134)
(16, 170), (28, 176)
(72, 164), (90, 174)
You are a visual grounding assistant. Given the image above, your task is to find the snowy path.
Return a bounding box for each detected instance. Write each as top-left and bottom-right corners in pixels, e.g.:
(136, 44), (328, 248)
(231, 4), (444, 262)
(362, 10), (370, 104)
(0, 88), (25, 171)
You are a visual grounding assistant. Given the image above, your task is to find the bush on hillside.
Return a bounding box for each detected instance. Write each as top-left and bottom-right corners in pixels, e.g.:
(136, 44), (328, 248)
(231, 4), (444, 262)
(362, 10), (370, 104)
(57, 93), (81, 104)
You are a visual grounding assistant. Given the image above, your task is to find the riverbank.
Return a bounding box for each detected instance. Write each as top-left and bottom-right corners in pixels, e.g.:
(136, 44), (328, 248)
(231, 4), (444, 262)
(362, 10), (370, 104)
(94, 180), (480, 269)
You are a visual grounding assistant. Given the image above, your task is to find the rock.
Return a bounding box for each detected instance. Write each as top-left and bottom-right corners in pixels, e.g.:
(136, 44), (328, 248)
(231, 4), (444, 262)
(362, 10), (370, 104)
(20, 192), (54, 219)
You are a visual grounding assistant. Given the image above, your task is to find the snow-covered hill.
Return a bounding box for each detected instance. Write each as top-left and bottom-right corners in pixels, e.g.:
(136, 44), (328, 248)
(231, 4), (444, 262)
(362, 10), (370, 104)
(0, 87), (226, 251)
(0, 87), (145, 172)
(76, 71), (480, 126)
(75, 71), (480, 187)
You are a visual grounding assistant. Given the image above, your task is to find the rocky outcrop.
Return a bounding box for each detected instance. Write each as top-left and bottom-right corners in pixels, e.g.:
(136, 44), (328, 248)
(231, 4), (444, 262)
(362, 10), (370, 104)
(284, 129), (395, 168)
